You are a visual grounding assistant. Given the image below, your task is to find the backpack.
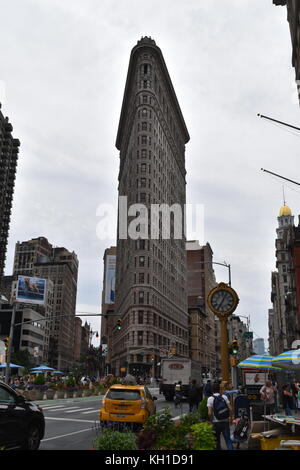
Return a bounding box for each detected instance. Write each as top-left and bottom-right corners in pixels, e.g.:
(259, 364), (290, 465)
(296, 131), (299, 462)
(213, 394), (230, 420)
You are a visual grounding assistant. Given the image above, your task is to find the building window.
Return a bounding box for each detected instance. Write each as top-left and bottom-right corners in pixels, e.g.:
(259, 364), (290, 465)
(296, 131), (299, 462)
(142, 122), (147, 130)
(139, 273), (145, 283)
(138, 310), (143, 324)
(138, 291), (144, 304)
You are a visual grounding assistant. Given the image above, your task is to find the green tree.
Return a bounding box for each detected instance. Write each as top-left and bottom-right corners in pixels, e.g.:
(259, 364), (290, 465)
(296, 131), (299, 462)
(11, 349), (34, 371)
(80, 346), (102, 376)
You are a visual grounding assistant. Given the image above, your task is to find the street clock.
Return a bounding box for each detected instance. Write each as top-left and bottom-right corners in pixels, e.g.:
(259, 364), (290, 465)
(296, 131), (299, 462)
(207, 283), (239, 318)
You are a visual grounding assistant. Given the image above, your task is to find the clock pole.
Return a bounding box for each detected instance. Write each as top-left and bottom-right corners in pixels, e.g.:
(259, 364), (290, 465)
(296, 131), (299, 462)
(207, 282), (240, 392)
(219, 316), (230, 389)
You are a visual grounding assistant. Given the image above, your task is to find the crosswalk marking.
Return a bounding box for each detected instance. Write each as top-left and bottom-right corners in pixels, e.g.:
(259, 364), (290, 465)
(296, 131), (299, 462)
(64, 408), (83, 413)
(81, 409), (99, 414)
(47, 406), (82, 412)
(42, 405), (66, 410)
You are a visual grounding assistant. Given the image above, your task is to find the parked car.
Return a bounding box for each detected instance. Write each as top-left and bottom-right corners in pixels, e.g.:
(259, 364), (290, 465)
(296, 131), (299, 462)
(99, 384), (157, 430)
(0, 381), (45, 450)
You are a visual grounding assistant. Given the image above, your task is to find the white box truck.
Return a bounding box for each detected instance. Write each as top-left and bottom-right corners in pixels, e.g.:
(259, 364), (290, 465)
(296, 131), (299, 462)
(160, 357), (202, 401)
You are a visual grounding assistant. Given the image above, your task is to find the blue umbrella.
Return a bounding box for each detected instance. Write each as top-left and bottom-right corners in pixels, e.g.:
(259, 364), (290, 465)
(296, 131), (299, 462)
(30, 365), (55, 371)
(271, 350), (300, 370)
(52, 370), (64, 375)
(237, 355), (281, 370)
(0, 363), (24, 368)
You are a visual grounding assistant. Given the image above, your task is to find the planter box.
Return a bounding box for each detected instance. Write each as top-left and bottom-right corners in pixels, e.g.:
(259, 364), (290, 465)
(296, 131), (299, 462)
(45, 390), (56, 400)
(54, 390), (65, 399)
(28, 390), (44, 401)
(64, 390), (74, 399)
(74, 390), (83, 398)
(82, 389), (92, 397)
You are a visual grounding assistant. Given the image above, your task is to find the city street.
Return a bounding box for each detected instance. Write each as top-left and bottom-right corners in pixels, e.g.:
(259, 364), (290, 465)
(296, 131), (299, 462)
(38, 389), (188, 450)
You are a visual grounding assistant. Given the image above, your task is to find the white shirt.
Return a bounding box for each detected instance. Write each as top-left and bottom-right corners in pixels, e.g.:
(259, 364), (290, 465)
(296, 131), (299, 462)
(207, 393), (230, 422)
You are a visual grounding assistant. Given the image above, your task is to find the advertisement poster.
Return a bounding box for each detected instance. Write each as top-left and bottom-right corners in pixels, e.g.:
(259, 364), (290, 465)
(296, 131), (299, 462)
(244, 372), (267, 386)
(16, 275), (47, 305)
(105, 255), (116, 304)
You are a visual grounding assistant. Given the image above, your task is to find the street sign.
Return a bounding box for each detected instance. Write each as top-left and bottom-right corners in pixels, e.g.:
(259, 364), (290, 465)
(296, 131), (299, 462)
(243, 332), (253, 339)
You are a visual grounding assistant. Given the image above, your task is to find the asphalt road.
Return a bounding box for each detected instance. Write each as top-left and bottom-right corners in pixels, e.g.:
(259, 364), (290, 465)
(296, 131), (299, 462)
(38, 389), (189, 450)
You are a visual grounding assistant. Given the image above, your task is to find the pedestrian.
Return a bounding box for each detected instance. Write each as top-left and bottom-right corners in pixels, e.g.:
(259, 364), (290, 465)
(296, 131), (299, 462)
(281, 384), (293, 416)
(188, 379), (203, 413)
(291, 380), (300, 413)
(207, 382), (234, 450)
(204, 379), (213, 397)
(259, 380), (276, 415)
(174, 381), (183, 408)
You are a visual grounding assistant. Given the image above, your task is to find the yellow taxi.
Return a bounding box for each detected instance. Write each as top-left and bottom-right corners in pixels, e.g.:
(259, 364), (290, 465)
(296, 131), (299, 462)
(99, 384), (157, 429)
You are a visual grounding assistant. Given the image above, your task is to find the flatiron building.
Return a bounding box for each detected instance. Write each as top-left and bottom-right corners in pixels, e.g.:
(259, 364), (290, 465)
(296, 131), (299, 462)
(111, 37), (190, 377)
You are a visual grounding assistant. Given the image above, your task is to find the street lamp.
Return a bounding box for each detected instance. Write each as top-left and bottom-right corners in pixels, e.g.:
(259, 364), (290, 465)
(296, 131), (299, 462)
(89, 327), (99, 347)
(211, 261), (231, 287)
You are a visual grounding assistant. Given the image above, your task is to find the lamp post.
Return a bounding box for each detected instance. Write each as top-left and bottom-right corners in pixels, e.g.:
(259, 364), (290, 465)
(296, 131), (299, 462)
(211, 261), (231, 287)
(89, 327), (99, 347)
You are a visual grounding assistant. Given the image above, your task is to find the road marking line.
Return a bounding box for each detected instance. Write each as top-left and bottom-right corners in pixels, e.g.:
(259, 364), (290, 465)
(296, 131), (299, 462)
(81, 409), (99, 414)
(41, 405), (66, 410)
(48, 406), (81, 412)
(64, 408), (83, 413)
(41, 427), (92, 442)
(44, 417), (96, 423)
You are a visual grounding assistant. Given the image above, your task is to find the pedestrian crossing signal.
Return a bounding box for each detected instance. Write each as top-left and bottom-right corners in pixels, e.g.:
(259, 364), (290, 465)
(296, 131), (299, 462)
(116, 319), (122, 330)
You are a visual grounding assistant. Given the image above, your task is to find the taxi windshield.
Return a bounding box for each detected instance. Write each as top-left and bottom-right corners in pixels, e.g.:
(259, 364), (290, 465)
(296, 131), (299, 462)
(106, 389), (141, 401)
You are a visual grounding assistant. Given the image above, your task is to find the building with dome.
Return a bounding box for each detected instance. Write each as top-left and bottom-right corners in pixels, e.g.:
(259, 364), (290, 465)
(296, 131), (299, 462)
(269, 204), (300, 355)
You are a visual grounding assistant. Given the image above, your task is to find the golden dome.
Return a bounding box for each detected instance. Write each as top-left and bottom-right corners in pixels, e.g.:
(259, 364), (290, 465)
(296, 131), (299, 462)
(279, 205), (292, 217)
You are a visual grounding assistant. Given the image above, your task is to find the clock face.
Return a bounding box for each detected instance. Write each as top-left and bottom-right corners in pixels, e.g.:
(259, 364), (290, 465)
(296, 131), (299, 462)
(211, 289), (235, 314)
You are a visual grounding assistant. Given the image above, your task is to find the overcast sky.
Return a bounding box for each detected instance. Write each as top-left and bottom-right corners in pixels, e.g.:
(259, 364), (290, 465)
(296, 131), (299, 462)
(1, 0), (299, 350)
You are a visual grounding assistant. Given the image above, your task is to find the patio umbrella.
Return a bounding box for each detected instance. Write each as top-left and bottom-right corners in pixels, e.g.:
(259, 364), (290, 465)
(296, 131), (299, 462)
(237, 355), (281, 370)
(0, 363), (24, 368)
(30, 365), (55, 372)
(237, 355), (281, 429)
(271, 350), (300, 371)
(52, 370), (64, 375)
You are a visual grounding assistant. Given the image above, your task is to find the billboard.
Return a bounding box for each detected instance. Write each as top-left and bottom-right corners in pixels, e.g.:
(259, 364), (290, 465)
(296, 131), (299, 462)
(16, 276), (47, 305)
(244, 372), (267, 386)
(105, 255), (116, 304)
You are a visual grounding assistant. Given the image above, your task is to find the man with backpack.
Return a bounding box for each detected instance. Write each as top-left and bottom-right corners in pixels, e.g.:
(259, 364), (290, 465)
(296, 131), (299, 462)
(207, 382), (234, 450)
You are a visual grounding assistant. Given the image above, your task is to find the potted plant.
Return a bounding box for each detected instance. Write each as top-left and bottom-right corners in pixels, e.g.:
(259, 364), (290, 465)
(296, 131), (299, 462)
(93, 429), (138, 451)
(54, 382), (65, 399)
(45, 383), (56, 400)
(190, 422), (216, 450)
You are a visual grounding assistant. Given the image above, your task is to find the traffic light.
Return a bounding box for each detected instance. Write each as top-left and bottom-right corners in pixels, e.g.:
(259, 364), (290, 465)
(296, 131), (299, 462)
(228, 342), (233, 355)
(116, 318), (122, 330)
(4, 337), (10, 351)
(232, 339), (238, 355)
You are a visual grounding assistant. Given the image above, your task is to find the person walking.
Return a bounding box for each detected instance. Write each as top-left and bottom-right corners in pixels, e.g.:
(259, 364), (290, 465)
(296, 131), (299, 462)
(204, 379), (213, 397)
(291, 380), (300, 414)
(174, 381), (183, 409)
(281, 384), (294, 416)
(259, 380), (276, 415)
(188, 379), (203, 413)
(207, 382), (234, 450)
